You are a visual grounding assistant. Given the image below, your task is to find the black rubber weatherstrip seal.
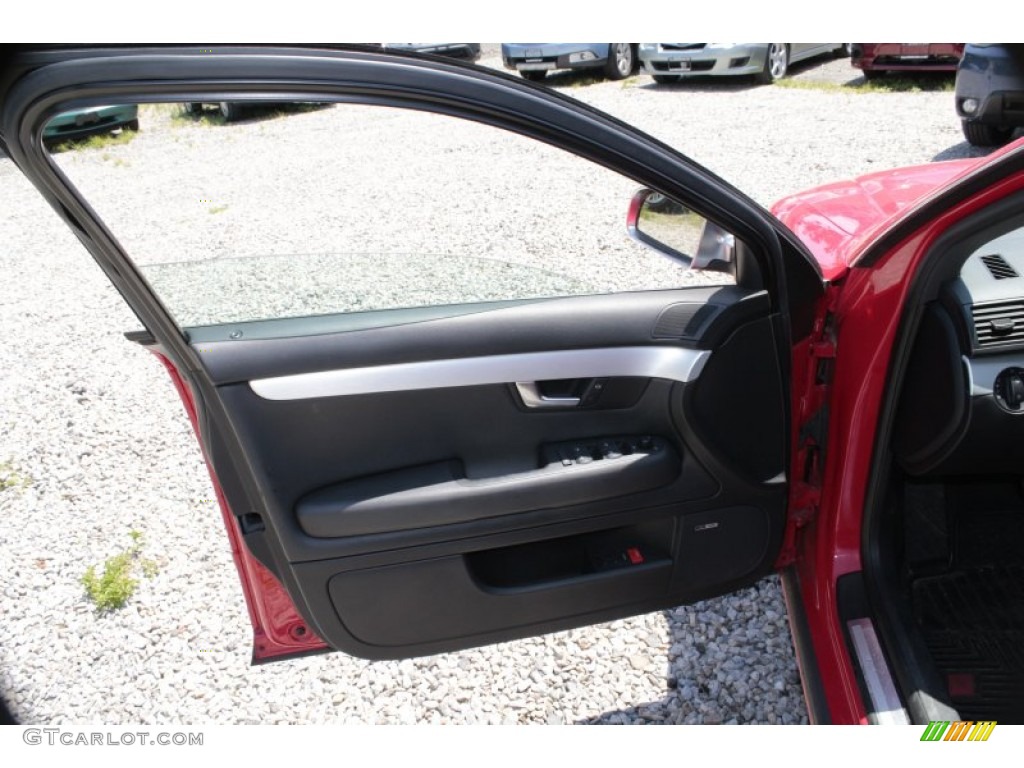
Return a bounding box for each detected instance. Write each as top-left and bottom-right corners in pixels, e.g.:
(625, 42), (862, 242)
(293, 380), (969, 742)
(779, 566), (831, 723)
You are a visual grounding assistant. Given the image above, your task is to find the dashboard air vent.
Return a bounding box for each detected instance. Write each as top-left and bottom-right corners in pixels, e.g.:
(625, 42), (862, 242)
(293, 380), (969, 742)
(972, 300), (1024, 350)
(981, 253), (1019, 280)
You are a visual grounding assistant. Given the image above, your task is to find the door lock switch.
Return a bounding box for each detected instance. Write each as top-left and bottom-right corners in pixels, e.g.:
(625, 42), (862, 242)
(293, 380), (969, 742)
(579, 378), (609, 407)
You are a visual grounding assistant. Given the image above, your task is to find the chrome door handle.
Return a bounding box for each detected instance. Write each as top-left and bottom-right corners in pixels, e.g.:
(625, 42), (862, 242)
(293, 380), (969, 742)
(514, 382), (581, 409)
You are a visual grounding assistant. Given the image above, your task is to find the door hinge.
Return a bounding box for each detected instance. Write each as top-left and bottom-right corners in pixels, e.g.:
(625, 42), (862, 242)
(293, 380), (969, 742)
(795, 331), (835, 514)
(780, 286), (840, 565)
(790, 480), (822, 525)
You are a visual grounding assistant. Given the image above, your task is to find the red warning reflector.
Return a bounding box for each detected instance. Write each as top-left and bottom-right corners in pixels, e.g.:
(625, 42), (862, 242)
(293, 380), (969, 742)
(626, 547), (644, 565)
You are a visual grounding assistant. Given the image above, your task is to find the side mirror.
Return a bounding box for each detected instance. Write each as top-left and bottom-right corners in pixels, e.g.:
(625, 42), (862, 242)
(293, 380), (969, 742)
(626, 188), (735, 273)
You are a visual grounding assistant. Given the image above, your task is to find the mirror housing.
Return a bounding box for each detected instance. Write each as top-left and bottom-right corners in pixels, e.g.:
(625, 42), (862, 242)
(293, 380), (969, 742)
(626, 188), (734, 273)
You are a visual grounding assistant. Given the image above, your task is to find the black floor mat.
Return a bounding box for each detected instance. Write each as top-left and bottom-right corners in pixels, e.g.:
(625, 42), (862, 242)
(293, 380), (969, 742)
(913, 565), (1024, 722)
(955, 510), (1024, 568)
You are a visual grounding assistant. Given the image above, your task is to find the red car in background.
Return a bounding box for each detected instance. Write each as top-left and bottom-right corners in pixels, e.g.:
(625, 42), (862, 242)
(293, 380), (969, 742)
(851, 43), (965, 79)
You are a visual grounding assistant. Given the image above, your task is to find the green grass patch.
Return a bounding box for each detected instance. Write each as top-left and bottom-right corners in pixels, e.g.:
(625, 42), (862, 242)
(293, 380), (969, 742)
(173, 108), (227, 127)
(51, 129), (137, 154)
(776, 75), (955, 94)
(81, 530), (158, 613)
(565, 75), (604, 89)
(0, 459), (32, 492)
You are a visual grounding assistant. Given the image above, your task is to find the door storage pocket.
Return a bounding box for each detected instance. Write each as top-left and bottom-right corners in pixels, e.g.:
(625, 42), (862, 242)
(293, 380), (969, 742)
(328, 522), (673, 647)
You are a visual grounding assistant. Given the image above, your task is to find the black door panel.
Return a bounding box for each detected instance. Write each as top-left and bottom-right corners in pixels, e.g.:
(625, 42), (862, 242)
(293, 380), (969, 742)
(189, 287), (767, 384)
(683, 315), (789, 484)
(287, 500), (781, 658)
(188, 287), (790, 657)
(296, 436), (681, 538)
(217, 378), (721, 561)
(327, 550), (675, 648)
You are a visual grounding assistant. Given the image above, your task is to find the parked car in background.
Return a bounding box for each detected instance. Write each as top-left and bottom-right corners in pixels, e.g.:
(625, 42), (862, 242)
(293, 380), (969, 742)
(955, 44), (1024, 146)
(501, 43), (637, 81)
(639, 44), (846, 85)
(181, 101), (251, 121)
(42, 104), (138, 142)
(851, 43), (964, 79)
(382, 43), (481, 62)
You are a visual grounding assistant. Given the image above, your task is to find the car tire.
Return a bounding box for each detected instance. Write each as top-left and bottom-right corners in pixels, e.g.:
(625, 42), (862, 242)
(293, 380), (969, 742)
(125, 119), (140, 132)
(520, 70), (547, 82)
(182, 102), (203, 115)
(833, 44), (852, 58)
(604, 43), (636, 81)
(219, 102), (244, 122)
(645, 192), (686, 214)
(961, 120), (1014, 147)
(652, 75), (681, 84)
(754, 44), (789, 84)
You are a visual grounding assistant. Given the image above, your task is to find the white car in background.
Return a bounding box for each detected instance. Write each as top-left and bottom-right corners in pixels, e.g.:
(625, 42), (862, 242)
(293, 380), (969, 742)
(639, 43), (847, 85)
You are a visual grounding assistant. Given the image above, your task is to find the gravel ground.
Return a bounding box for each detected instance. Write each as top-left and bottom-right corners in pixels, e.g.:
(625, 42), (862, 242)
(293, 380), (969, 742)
(0, 48), (997, 725)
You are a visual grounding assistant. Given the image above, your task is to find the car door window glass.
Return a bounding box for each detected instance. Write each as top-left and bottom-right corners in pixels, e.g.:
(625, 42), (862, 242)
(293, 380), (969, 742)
(48, 101), (734, 332)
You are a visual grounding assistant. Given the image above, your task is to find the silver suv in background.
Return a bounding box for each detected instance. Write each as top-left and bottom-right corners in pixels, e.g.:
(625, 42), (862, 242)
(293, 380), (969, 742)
(955, 44), (1024, 146)
(501, 44), (637, 82)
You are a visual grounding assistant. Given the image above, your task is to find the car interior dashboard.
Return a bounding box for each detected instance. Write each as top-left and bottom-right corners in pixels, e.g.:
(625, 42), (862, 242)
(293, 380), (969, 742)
(894, 225), (1024, 477)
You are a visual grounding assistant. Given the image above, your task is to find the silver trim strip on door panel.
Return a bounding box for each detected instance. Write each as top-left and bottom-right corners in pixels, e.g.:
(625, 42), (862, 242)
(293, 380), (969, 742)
(249, 347), (712, 401)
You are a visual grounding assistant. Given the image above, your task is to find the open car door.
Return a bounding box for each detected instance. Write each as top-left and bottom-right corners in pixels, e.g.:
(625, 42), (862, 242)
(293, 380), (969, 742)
(0, 45), (825, 663)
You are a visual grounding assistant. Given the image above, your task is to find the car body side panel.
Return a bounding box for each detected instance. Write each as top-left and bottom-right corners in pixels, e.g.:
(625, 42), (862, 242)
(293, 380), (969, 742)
(792, 159), (1024, 723)
(770, 154), (1017, 280)
(152, 351), (329, 661)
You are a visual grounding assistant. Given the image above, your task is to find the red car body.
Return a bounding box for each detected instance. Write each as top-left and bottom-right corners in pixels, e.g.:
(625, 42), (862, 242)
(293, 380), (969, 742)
(851, 44), (965, 76)
(772, 140), (1024, 721)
